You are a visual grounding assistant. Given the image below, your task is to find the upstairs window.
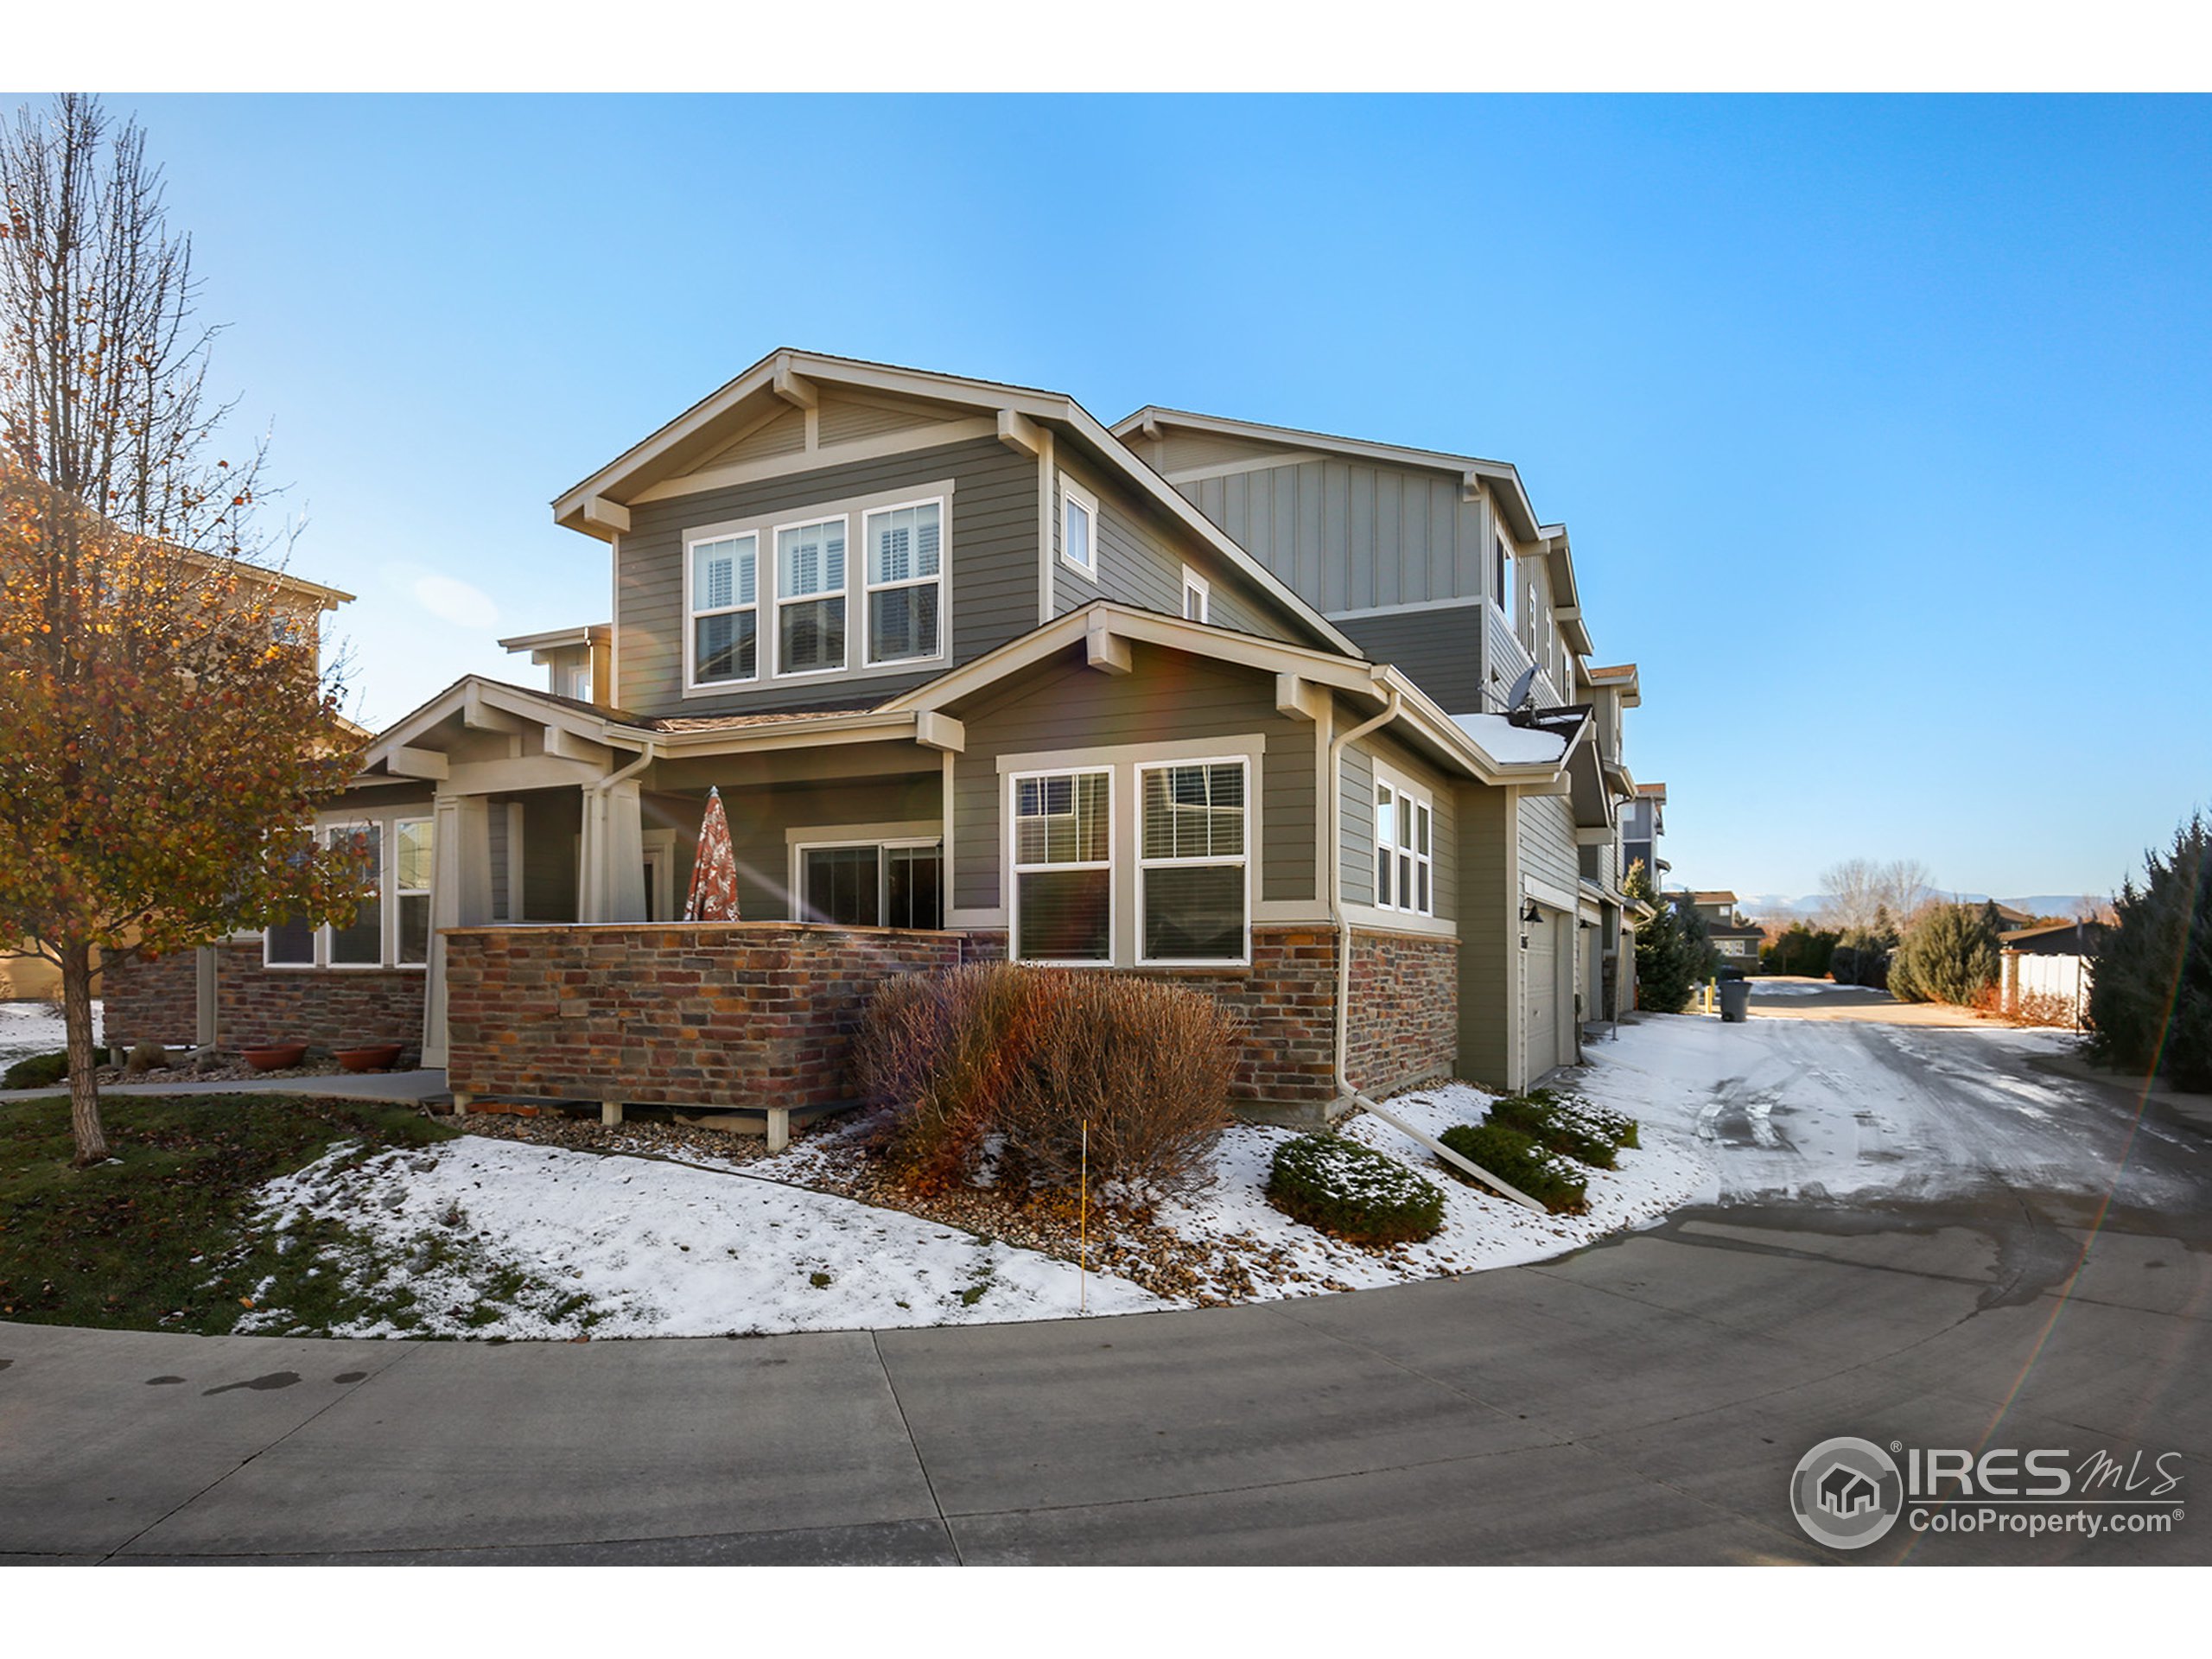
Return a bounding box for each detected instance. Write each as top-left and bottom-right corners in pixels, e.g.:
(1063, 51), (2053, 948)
(776, 516), (848, 677)
(1181, 565), (1211, 623)
(690, 531), (759, 684)
(1011, 769), (1112, 963)
(863, 499), (944, 665)
(1060, 477), (1098, 577)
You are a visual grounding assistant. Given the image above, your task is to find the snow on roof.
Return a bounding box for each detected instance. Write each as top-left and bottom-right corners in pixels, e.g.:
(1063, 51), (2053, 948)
(1450, 711), (1571, 766)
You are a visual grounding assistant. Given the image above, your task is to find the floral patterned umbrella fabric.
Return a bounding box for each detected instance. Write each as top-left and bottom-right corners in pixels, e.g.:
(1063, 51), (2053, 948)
(683, 786), (742, 921)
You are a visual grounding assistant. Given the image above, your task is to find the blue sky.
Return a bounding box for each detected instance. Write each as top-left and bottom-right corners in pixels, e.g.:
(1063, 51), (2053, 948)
(35, 93), (2212, 903)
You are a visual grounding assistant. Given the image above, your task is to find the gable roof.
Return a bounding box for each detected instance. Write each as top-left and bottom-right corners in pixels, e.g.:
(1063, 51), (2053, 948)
(1113, 404), (1594, 656)
(549, 347), (1363, 660)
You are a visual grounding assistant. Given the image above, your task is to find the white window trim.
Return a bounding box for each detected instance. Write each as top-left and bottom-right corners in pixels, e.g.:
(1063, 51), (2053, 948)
(679, 479), (956, 697)
(264, 812), (433, 971)
(682, 525), (761, 690)
(1370, 761), (1435, 919)
(1059, 475), (1099, 578)
(1007, 766), (1116, 966)
(1180, 564), (1211, 624)
(1135, 755), (1251, 969)
(860, 494), (950, 671)
(771, 511), (852, 681)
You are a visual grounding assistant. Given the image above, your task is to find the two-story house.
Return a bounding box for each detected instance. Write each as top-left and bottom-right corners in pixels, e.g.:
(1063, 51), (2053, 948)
(106, 350), (1649, 1128)
(1620, 781), (1667, 892)
(1672, 888), (1764, 969)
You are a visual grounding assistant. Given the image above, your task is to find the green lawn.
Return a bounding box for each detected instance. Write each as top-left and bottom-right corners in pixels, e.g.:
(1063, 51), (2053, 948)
(0, 1092), (456, 1332)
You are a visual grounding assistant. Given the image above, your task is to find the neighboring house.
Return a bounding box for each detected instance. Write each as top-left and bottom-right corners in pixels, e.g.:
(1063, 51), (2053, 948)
(1621, 780), (1667, 890)
(1672, 888), (1764, 969)
(3, 560), (355, 1006)
(1999, 919), (2107, 1028)
(104, 349), (1649, 1124)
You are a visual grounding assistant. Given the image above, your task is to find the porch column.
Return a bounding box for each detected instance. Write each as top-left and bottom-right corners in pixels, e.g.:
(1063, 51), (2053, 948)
(581, 778), (648, 923)
(423, 791), (494, 1068)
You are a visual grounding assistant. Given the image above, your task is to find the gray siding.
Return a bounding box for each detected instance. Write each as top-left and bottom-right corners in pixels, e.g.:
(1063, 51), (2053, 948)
(1453, 780), (1515, 1089)
(1051, 455), (1305, 645)
(1337, 721), (1456, 921)
(1179, 460), (1488, 615)
(1484, 600), (1533, 702)
(616, 436), (1038, 717)
(1332, 601), (1491, 715)
(1519, 788), (1580, 899)
(521, 790), (582, 922)
(950, 641), (1317, 912)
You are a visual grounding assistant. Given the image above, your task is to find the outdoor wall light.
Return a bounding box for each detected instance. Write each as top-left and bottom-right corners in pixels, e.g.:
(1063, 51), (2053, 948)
(1521, 898), (1543, 924)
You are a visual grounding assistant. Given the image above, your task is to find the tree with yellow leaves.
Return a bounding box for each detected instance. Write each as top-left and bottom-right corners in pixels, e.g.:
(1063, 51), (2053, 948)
(1, 95), (364, 1165)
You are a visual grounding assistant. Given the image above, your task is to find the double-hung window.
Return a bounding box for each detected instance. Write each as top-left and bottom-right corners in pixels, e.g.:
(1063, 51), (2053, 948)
(1138, 760), (1248, 963)
(776, 516), (847, 677)
(1373, 773), (1433, 917)
(1181, 565), (1210, 623)
(862, 499), (943, 665)
(266, 816), (432, 968)
(690, 532), (759, 684)
(1060, 477), (1097, 576)
(1011, 770), (1112, 963)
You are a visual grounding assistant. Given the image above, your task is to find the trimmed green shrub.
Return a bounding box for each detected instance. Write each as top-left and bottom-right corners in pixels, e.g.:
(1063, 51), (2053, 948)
(1437, 1121), (1588, 1214)
(1485, 1087), (1638, 1169)
(1266, 1133), (1446, 1245)
(852, 962), (1237, 1196)
(3, 1050), (69, 1091)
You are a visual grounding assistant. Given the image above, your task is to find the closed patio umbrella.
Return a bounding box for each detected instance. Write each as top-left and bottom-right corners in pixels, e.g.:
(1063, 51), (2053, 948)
(683, 786), (742, 921)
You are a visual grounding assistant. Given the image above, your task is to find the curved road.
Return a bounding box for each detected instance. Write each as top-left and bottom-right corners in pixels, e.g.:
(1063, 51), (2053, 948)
(3, 1010), (2207, 1566)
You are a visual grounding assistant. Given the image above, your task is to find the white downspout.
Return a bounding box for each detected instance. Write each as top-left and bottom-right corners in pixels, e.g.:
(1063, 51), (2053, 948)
(1326, 678), (1545, 1214)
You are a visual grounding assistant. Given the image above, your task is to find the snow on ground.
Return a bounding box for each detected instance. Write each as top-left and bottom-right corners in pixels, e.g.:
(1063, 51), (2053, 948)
(1573, 1011), (2191, 1209)
(242, 1135), (1168, 1338)
(1135, 1087), (1709, 1292)
(237, 1077), (1713, 1338)
(1749, 980), (1862, 996)
(0, 998), (94, 1076)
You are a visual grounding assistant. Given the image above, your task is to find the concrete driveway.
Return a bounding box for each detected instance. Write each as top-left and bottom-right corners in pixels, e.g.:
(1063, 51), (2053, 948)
(3, 1012), (2207, 1566)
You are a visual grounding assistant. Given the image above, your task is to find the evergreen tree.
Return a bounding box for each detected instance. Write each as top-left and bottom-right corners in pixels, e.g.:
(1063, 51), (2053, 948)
(1624, 860), (1707, 1014)
(1890, 901), (2001, 1007)
(2088, 813), (2212, 1090)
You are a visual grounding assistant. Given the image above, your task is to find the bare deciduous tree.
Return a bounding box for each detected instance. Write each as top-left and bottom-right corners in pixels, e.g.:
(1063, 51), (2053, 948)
(1819, 857), (1936, 933)
(0, 94), (360, 1165)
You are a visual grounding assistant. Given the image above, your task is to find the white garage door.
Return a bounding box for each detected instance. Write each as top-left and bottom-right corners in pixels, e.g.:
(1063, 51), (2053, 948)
(1526, 910), (1560, 1083)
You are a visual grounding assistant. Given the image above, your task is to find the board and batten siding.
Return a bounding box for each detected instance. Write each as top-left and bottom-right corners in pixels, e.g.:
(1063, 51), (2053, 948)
(1333, 601), (1492, 715)
(1049, 454), (1302, 645)
(1336, 721), (1457, 921)
(614, 436), (1038, 717)
(950, 641), (1317, 912)
(1175, 459), (1491, 617)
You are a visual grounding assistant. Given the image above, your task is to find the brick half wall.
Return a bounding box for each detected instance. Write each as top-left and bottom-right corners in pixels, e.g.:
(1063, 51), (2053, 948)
(99, 949), (198, 1051)
(100, 941), (427, 1055)
(443, 923), (965, 1111)
(959, 925), (1457, 1112)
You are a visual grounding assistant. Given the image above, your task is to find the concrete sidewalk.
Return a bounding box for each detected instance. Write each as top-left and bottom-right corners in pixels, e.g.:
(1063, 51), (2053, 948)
(0, 1070), (449, 1106)
(5, 1191), (2206, 1566)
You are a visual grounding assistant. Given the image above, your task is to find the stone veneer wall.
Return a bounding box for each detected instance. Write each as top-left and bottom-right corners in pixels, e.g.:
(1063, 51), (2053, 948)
(443, 923), (965, 1110)
(959, 925), (1458, 1112)
(99, 940), (427, 1054)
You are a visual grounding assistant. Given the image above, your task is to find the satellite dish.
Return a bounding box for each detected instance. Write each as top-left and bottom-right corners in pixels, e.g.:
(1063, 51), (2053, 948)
(1504, 664), (1538, 713)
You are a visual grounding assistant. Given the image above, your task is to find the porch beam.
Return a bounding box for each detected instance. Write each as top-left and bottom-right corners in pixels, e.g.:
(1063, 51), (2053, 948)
(543, 724), (613, 765)
(1274, 672), (1325, 723)
(442, 754), (612, 795)
(995, 409), (1044, 458)
(914, 711), (965, 753)
(1084, 615), (1132, 676)
(385, 745), (449, 780)
(462, 686), (526, 734)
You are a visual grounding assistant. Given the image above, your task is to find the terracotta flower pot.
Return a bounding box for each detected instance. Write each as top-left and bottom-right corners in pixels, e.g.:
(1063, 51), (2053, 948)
(335, 1043), (404, 1073)
(242, 1044), (308, 1073)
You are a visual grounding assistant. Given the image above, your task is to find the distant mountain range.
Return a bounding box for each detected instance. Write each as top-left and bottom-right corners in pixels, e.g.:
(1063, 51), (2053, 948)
(1738, 892), (2107, 921)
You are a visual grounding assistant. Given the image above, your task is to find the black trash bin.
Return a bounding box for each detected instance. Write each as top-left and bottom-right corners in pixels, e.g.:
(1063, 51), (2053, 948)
(1719, 979), (1752, 1022)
